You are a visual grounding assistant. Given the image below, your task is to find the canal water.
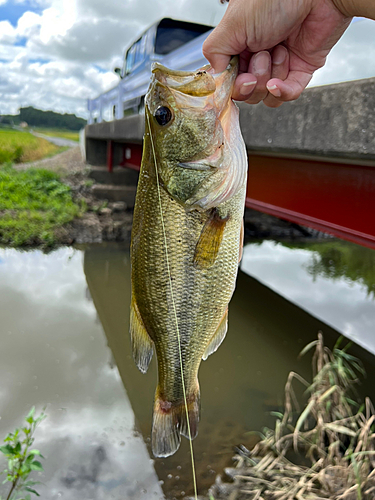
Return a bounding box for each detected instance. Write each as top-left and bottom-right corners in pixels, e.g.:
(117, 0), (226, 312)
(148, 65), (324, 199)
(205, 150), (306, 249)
(0, 237), (374, 499)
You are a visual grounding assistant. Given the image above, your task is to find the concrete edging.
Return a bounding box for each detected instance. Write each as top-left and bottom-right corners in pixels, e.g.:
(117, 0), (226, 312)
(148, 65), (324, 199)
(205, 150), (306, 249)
(85, 77), (375, 164)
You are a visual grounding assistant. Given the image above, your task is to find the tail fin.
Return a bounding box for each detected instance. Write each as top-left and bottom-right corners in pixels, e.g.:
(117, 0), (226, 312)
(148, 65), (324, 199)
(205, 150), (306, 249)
(180, 387), (200, 440)
(152, 385), (200, 458)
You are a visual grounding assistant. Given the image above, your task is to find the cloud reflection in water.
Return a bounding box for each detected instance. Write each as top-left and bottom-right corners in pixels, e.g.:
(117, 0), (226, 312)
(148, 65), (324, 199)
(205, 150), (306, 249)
(0, 247), (163, 500)
(241, 240), (375, 355)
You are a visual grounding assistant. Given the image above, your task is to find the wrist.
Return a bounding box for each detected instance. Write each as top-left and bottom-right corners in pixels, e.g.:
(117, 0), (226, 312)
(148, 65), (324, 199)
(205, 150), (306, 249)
(332, 0), (374, 18)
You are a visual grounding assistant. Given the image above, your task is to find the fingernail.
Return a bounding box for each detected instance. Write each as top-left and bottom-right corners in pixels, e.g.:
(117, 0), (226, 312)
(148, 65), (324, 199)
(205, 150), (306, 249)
(253, 52), (269, 76)
(267, 84), (281, 97)
(240, 81), (257, 95)
(273, 48), (286, 65)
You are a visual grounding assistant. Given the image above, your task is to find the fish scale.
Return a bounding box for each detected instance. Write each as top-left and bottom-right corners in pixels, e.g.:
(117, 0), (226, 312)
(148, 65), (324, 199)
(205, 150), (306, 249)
(130, 57), (247, 458)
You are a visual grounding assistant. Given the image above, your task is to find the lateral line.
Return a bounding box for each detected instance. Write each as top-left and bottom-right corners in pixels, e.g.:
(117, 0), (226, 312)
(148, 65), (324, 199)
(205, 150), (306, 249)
(146, 111), (198, 499)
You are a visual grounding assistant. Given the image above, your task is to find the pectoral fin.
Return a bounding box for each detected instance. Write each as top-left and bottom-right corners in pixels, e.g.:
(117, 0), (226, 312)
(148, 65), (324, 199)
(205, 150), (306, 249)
(130, 297), (153, 373)
(202, 309), (228, 360)
(193, 209), (229, 269)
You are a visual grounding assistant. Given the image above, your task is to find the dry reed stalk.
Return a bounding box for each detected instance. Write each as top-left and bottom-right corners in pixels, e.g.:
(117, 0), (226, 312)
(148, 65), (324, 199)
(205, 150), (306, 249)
(206, 334), (375, 500)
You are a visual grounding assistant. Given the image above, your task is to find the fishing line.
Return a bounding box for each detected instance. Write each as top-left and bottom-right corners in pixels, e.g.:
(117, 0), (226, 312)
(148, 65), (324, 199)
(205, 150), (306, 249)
(146, 110), (198, 500)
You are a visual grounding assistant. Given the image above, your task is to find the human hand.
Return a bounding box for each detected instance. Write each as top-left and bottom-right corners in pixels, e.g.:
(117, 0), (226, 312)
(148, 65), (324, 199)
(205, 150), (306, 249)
(203, 0), (352, 107)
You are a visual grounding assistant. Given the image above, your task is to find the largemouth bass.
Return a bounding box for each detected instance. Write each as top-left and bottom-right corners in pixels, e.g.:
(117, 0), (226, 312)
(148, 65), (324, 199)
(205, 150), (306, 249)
(130, 57), (247, 458)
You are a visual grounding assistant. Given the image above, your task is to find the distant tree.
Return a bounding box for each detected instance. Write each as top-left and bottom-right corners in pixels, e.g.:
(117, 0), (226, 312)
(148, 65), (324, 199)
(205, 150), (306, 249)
(0, 116), (13, 125)
(0, 106), (86, 130)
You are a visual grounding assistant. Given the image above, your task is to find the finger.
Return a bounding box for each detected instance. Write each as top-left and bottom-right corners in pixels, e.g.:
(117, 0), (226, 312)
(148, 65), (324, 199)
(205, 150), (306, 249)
(232, 72), (257, 101)
(243, 51), (271, 105)
(266, 71), (313, 102)
(271, 45), (289, 80)
(239, 49), (252, 74)
(203, 51), (231, 74)
(203, 20), (245, 73)
(263, 45), (289, 108)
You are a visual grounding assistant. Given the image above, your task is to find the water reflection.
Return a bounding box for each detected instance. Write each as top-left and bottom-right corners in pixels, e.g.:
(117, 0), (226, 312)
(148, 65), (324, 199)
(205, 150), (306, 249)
(83, 243), (375, 498)
(304, 240), (375, 298)
(0, 241), (374, 500)
(241, 240), (375, 355)
(0, 247), (163, 500)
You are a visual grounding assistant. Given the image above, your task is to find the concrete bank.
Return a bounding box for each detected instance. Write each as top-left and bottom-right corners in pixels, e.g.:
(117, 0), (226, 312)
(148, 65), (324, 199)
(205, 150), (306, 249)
(85, 77), (375, 164)
(84, 77), (375, 250)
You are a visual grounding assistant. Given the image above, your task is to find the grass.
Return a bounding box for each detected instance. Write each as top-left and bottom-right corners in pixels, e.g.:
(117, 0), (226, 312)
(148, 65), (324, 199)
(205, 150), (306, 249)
(209, 334), (375, 500)
(0, 163), (85, 247)
(33, 128), (80, 142)
(0, 129), (60, 164)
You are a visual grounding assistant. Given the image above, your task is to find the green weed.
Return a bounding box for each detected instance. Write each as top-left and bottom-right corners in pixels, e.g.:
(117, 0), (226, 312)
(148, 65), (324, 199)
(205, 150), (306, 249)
(0, 407), (46, 500)
(83, 179), (94, 188)
(0, 164), (85, 247)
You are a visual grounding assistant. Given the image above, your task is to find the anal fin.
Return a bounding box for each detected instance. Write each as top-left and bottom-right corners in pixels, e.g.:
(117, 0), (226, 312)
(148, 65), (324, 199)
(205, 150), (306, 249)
(130, 297), (153, 374)
(203, 308), (228, 360)
(193, 208), (229, 269)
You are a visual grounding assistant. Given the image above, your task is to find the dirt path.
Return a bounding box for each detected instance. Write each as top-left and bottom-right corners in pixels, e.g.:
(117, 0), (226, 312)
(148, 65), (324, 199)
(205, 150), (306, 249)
(16, 146), (86, 176)
(31, 131), (78, 148)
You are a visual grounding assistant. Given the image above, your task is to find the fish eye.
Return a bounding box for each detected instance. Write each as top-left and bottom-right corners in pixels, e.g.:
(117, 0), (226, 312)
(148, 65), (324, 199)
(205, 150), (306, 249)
(154, 106), (172, 126)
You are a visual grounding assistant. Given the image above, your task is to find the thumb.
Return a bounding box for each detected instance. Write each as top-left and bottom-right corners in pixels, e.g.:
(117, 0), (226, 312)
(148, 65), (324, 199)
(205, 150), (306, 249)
(203, 23), (240, 73)
(203, 50), (231, 74)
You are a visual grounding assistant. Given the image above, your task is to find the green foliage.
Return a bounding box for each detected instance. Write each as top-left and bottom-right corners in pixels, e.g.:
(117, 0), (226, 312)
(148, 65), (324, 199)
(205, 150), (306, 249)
(0, 407), (46, 500)
(0, 107), (85, 131)
(0, 130), (59, 165)
(0, 164), (85, 247)
(0, 117), (13, 126)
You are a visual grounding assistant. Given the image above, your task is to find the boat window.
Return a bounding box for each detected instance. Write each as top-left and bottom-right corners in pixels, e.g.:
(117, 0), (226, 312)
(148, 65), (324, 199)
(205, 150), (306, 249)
(140, 34), (147, 59)
(155, 26), (210, 55)
(125, 45), (136, 74)
(125, 36), (147, 75)
(134, 40), (143, 66)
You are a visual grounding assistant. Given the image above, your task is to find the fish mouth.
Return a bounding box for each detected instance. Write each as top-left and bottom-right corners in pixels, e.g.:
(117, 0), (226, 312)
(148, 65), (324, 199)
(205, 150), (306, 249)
(147, 57), (245, 211)
(151, 56), (238, 102)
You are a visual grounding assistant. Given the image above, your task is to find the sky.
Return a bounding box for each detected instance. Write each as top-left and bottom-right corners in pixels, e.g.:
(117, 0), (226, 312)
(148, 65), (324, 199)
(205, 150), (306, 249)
(0, 0), (374, 119)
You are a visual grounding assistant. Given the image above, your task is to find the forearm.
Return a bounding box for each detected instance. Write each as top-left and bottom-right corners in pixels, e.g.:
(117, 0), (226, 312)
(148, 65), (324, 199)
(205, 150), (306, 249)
(332, 0), (375, 19)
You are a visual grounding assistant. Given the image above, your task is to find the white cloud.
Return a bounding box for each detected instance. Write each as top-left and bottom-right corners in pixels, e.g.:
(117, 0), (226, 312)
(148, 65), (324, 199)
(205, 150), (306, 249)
(310, 19), (375, 87)
(0, 0), (226, 117)
(0, 0), (8, 5)
(1, 0), (374, 119)
(17, 10), (42, 37)
(0, 20), (17, 44)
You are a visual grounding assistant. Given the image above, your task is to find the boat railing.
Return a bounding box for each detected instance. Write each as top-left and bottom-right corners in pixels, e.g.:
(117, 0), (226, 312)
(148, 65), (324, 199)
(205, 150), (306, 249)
(87, 30), (212, 125)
